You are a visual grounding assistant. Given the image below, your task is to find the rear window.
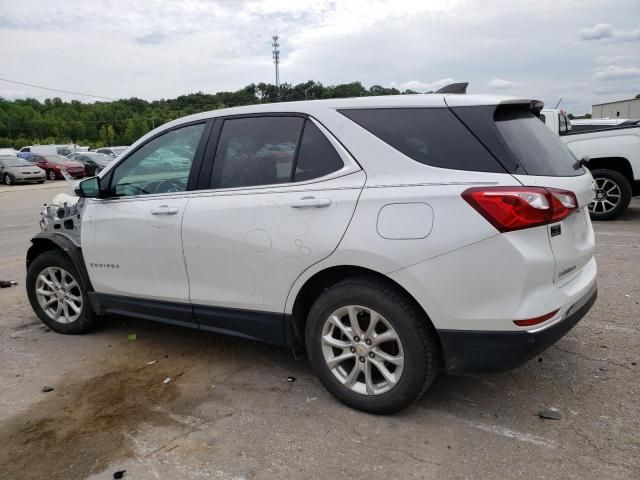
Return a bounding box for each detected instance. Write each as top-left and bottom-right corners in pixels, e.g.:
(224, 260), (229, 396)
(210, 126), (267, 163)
(339, 108), (506, 173)
(453, 105), (584, 177)
(494, 109), (583, 176)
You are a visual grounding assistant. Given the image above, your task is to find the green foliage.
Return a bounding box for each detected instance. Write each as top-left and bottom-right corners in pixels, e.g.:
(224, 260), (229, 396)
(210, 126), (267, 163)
(0, 81), (421, 148)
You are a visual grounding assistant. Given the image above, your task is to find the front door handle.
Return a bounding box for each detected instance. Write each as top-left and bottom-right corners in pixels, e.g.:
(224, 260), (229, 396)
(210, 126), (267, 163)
(290, 196), (332, 208)
(150, 205), (179, 215)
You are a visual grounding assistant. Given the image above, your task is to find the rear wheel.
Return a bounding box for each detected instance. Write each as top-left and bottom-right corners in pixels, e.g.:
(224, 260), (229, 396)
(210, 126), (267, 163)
(305, 277), (438, 414)
(26, 251), (100, 334)
(589, 169), (632, 220)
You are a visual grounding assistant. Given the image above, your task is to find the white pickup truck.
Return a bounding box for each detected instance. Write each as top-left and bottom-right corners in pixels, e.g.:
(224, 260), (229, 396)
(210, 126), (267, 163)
(541, 108), (640, 219)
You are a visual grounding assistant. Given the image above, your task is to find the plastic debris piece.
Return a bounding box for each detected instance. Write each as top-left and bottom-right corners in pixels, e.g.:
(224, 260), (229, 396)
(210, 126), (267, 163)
(537, 408), (562, 420)
(127, 333), (137, 341)
(42, 386), (54, 393)
(306, 397), (317, 402)
(163, 377), (172, 384)
(146, 360), (157, 365)
(287, 376), (296, 383)
(113, 470), (126, 479)
(0, 280), (18, 288)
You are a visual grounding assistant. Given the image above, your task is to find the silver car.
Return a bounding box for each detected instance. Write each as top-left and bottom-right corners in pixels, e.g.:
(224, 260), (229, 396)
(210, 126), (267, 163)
(0, 156), (46, 185)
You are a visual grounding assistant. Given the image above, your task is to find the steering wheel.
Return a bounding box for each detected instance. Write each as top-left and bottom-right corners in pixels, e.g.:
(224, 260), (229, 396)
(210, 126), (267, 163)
(154, 179), (186, 193)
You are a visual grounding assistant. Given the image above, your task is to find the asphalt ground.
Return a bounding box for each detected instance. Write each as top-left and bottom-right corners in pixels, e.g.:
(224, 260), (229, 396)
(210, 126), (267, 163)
(0, 181), (638, 479)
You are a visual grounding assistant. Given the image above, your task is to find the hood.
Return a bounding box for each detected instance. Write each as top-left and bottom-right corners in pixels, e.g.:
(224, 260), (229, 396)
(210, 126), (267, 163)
(55, 161), (84, 168)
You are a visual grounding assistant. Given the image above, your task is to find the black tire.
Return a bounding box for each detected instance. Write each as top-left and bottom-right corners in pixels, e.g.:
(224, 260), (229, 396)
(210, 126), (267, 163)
(48, 170), (57, 181)
(4, 173), (12, 185)
(26, 251), (100, 334)
(305, 277), (439, 414)
(589, 169), (632, 221)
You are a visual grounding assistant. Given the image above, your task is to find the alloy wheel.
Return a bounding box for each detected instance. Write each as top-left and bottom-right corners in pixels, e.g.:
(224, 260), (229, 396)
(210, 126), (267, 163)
(48, 170), (56, 180)
(4, 174), (11, 185)
(321, 305), (404, 395)
(34, 266), (83, 324)
(589, 177), (621, 215)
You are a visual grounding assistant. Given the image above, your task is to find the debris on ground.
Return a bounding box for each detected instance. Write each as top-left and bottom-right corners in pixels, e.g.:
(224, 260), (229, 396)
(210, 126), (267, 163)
(113, 470), (126, 479)
(306, 397), (317, 402)
(537, 408), (562, 420)
(0, 280), (18, 288)
(41, 386), (54, 393)
(287, 376), (296, 383)
(145, 360), (157, 365)
(127, 333), (137, 341)
(163, 377), (172, 384)
(39, 325), (50, 332)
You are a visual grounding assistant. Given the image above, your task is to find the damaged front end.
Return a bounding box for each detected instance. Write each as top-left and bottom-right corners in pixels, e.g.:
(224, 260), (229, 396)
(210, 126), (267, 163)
(39, 195), (86, 246)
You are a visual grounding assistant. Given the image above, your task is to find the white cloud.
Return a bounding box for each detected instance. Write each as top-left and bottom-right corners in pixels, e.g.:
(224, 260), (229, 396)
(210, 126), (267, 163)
(593, 66), (640, 81)
(0, 0), (639, 114)
(487, 78), (518, 90)
(392, 79), (456, 92)
(579, 23), (640, 41)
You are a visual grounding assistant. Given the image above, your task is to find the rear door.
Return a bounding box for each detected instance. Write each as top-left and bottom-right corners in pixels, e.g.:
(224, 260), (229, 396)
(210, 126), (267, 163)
(453, 103), (596, 285)
(182, 115), (365, 342)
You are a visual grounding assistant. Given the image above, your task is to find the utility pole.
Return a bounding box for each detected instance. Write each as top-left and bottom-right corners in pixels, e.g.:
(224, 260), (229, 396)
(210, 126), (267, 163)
(272, 35), (280, 99)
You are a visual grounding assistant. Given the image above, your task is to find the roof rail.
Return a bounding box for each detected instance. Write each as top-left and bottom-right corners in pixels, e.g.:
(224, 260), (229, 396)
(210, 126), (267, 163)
(435, 82), (468, 94)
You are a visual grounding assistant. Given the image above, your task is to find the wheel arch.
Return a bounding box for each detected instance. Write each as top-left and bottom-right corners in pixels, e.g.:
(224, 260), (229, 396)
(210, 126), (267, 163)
(27, 233), (94, 293)
(288, 264), (442, 358)
(586, 157), (634, 184)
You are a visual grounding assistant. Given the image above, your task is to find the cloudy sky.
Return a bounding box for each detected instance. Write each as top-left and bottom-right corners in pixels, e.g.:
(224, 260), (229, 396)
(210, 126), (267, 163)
(0, 0), (638, 113)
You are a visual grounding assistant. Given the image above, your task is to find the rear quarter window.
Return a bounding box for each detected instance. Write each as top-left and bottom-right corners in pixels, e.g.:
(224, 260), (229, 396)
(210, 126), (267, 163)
(339, 108), (506, 173)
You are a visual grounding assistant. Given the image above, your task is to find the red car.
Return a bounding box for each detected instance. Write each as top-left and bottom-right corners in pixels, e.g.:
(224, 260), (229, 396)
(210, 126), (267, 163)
(28, 154), (85, 180)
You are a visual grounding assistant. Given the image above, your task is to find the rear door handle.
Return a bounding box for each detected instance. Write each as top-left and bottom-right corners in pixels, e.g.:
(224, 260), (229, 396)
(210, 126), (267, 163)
(151, 205), (179, 215)
(290, 196), (332, 208)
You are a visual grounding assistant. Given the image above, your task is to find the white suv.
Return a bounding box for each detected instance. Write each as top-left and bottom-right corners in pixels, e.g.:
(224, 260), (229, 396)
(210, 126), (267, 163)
(26, 95), (597, 413)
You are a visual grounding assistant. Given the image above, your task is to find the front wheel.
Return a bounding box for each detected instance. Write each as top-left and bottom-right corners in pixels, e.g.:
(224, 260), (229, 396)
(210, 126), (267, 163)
(305, 277), (439, 414)
(26, 251), (100, 334)
(4, 173), (12, 185)
(589, 169), (632, 221)
(48, 170), (57, 181)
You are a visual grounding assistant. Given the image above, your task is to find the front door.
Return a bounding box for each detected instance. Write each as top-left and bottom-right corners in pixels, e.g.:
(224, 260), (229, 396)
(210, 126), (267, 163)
(182, 116), (365, 342)
(81, 122), (208, 314)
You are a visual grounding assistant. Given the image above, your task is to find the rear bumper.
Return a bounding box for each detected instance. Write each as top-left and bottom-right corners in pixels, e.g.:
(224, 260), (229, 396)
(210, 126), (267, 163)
(438, 284), (597, 374)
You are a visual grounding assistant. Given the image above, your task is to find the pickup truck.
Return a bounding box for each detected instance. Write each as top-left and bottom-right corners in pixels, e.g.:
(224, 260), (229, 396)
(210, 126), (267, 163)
(541, 108), (640, 220)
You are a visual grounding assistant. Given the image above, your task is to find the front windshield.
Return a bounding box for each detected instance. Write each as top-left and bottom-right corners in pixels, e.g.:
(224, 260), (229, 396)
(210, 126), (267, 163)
(0, 157), (31, 167)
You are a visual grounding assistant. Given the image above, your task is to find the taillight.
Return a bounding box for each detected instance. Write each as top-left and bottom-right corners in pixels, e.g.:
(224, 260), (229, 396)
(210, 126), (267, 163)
(462, 186), (578, 232)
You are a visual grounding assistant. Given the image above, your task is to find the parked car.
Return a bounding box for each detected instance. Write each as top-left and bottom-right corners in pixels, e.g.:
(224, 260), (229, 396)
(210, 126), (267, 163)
(0, 155), (46, 185)
(17, 145), (58, 159)
(27, 154), (85, 180)
(72, 152), (114, 176)
(0, 148), (19, 156)
(26, 95), (597, 414)
(542, 108), (640, 219)
(95, 146), (128, 158)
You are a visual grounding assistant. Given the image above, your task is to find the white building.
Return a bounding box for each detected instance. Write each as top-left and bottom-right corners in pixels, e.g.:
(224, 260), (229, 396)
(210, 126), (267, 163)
(592, 97), (640, 119)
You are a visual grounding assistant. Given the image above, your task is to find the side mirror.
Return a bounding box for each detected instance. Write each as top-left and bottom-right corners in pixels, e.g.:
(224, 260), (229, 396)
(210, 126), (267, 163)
(75, 176), (101, 198)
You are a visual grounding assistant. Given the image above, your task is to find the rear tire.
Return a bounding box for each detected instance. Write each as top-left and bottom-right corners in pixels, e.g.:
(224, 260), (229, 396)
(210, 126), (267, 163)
(305, 277), (438, 414)
(589, 169), (632, 221)
(26, 251), (100, 334)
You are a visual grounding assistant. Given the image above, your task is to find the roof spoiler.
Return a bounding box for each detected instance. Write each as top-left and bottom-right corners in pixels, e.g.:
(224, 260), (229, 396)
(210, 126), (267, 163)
(435, 82), (468, 94)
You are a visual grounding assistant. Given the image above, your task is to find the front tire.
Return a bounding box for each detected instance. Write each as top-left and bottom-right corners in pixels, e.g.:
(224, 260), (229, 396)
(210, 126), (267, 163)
(305, 277), (438, 414)
(26, 251), (99, 334)
(4, 173), (12, 185)
(589, 169), (632, 220)
(48, 170), (57, 181)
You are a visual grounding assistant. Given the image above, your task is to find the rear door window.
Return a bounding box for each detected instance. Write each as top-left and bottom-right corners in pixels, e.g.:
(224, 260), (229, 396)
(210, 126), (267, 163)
(339, 108), (506, 173)
(294, 121), (344, 181)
